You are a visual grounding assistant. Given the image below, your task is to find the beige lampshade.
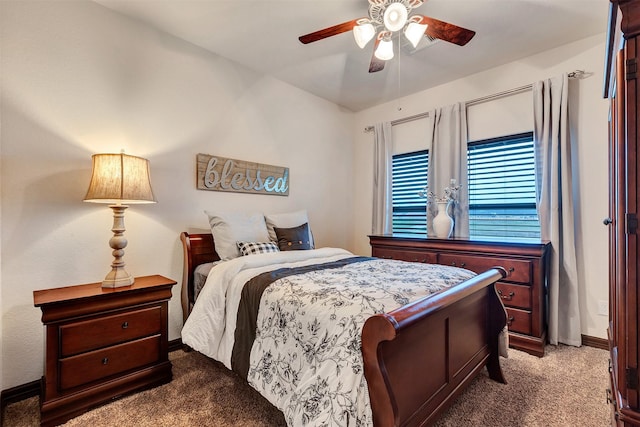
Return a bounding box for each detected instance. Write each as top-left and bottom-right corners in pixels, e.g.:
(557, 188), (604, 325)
(84, 153), (156, 204)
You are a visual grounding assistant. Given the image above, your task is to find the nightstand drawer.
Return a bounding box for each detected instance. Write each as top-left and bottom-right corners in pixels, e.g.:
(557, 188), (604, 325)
(59, 334), (161, 391)
(373, 247), (437, 264)
(438, 254), (532, 284)
(505, 307), (532, 335)
(60, 306), (162, 357)
(495, 282), (532, 310)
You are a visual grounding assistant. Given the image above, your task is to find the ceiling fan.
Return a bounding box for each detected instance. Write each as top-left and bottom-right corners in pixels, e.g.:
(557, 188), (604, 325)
(298, 0), (475, 73)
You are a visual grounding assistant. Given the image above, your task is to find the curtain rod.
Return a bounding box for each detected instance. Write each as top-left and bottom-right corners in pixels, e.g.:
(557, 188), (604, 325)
(363, 70), (588, 133)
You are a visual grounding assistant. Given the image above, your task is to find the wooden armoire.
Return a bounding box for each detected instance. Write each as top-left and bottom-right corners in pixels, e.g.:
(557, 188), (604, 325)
(605, 1), (640, 425)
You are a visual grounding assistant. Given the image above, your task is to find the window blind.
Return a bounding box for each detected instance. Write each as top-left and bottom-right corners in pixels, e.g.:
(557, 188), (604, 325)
(392, 150), (428, 235)
(467, 132), (540, 239)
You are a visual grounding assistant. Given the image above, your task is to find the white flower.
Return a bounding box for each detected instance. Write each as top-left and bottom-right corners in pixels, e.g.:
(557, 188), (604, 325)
(418, 178), (460, 204)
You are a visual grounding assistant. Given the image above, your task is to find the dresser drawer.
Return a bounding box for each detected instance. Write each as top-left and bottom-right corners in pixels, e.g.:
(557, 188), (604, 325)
(495, 282), (532, 310)
(373, 247), (437, 264)
(60, 306), (162, 357)
(438, 254), (532, 284)
(59, 334), (161, 391)
(505, 307), (532, 335)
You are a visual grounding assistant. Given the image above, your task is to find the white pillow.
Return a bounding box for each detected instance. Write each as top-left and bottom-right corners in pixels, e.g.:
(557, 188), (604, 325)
(204, 211), (270, 260)
(265, 210), (314, 248)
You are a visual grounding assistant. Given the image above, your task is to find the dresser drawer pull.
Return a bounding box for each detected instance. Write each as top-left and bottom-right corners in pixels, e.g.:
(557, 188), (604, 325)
(122, 321), (129, 329)
(506, 316), (515, 326)
(102, 357), (109, 365)
(450, 262), (466, 268)
(497, 290), (515, 301)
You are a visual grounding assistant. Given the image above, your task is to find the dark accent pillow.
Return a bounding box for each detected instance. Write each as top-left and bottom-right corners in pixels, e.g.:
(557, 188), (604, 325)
(274, 223), (313, 251)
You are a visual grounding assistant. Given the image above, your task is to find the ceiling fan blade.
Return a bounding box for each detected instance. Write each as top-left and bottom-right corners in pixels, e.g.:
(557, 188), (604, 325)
(299, 19), (360, 44)
(369, 38), (385, 73)
(416, 15), (475, 46)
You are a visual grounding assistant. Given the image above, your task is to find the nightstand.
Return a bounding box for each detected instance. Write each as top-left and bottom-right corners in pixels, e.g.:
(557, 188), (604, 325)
(33, 275), (176, 427)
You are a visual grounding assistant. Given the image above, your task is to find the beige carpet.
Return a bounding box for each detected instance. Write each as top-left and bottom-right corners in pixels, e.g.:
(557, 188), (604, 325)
(3, 344), (609, 426)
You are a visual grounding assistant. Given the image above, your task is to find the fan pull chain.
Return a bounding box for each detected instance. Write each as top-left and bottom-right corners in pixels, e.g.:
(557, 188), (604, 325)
(397, 30), (402, 112)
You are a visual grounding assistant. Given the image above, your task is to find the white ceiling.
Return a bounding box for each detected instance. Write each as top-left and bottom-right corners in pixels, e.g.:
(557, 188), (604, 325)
(94, 0), (610, 112)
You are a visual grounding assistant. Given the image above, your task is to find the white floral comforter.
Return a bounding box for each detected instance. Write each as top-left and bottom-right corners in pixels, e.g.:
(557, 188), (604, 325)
(181, 248), (476, 426)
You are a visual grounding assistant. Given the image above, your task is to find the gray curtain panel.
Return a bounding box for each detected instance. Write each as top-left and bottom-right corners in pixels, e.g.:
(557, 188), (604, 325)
(372, 122), (393, 235)
(533, 74), (581, 346)
(427, 102), (469, 238)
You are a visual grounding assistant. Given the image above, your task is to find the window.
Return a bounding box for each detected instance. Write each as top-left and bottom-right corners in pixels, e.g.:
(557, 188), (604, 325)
(390, 132), (540, 240)
(391, 150), (428, 235)
(467, 132), (540, 239)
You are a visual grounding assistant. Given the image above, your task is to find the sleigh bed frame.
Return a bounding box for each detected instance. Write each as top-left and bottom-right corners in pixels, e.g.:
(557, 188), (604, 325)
(180, 232), (508, 426)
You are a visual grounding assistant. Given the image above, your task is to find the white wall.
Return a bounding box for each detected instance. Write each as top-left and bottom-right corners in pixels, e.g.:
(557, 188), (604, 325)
(390, 91), (533, 154)
(0, 1), (353, 389)
(351, 34), (610, 340)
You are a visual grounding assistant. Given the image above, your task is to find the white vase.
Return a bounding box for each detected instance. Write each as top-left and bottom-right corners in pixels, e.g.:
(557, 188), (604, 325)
(432, 201), (454, 238)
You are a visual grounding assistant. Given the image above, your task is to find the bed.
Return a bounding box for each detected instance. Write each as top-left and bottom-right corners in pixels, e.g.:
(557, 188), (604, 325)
(180, 231), (508, 426)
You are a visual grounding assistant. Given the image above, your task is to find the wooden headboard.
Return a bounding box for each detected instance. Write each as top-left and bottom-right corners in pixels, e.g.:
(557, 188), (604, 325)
(180, 232), (219, 323)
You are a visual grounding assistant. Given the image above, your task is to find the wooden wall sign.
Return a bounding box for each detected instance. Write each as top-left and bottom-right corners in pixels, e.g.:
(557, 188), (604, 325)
(196, 153), (289, 196)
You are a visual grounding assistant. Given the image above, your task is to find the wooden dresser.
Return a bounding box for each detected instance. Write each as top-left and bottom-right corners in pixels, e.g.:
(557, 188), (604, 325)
(33, 275), (176, 427)
(369, 235), (550, 357)
(604, 1), (640, 425)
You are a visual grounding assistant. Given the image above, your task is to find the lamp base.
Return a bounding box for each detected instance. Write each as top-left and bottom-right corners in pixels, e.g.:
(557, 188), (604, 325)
(102, 267), (135, 288)
(101, 204), (135, 288)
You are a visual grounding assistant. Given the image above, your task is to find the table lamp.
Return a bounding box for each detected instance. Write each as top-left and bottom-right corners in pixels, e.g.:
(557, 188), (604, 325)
(83, 153), (156, 288)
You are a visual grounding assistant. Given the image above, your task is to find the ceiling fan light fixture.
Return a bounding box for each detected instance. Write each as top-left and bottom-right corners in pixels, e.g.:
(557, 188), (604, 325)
(405, 21), (428, 48)
(353, 22), (376, 48)
(297, 0), (476, 73)
(374, 37), (394, 61)
(383, 3), (408, 32)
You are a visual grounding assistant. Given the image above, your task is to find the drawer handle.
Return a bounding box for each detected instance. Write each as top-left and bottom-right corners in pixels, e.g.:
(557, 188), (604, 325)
(506, 316), (515, 326)
(451, 261), (466, 268)
(122, 321), (129, 329)
(497, 290), (515, 301)
(508, 267), (515, 273)
(102, 357), (109, 365)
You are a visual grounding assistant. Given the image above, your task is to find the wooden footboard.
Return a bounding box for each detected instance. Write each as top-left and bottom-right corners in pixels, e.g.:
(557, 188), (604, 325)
(362, 268), (508, 427)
